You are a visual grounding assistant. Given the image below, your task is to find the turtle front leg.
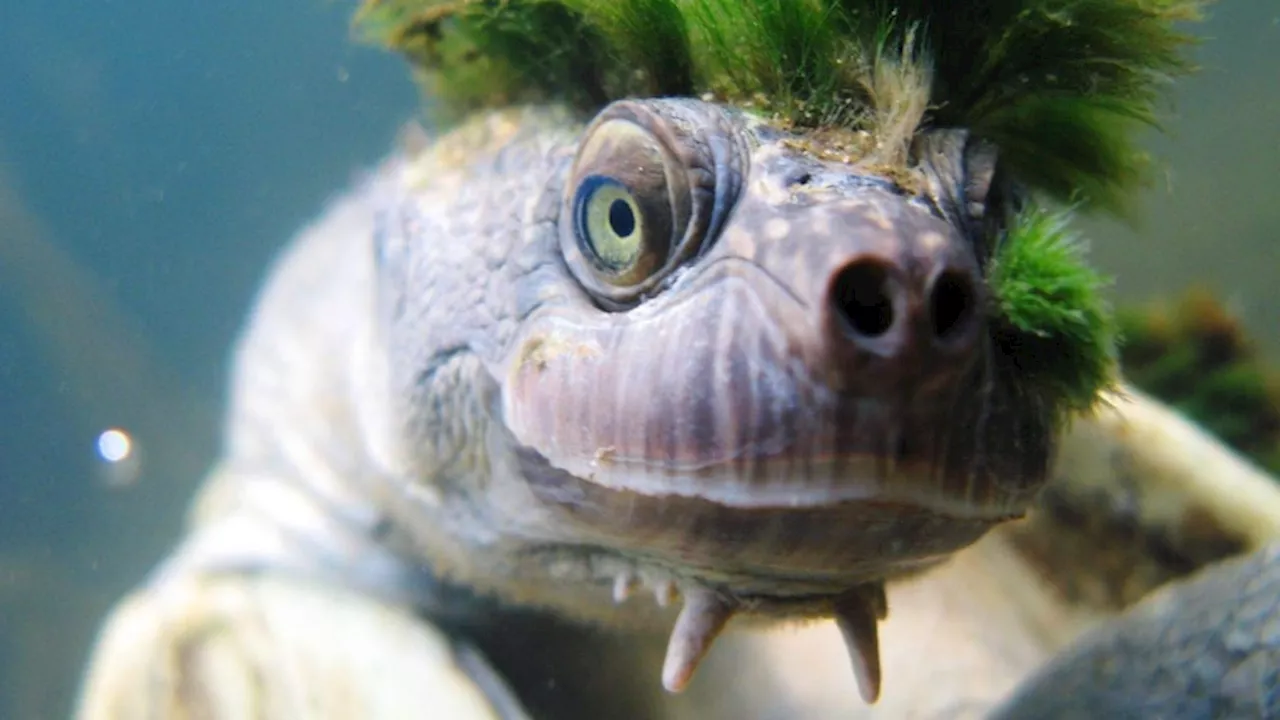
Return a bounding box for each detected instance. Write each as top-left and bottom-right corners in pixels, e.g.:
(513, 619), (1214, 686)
(75, 569), (529, 720)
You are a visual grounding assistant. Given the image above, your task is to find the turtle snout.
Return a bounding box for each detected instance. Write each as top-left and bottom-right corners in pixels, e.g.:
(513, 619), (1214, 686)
(819, 237), (983, 394)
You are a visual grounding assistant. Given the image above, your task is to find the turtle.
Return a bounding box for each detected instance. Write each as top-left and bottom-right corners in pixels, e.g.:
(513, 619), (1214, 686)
(72, 1), (1280, 718)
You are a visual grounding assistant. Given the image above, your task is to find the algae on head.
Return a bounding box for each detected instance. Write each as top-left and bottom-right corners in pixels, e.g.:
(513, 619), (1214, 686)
(357, 0), (1209, 211)
(989, 205), (1119, 421)
(352, 0), (1213, 425)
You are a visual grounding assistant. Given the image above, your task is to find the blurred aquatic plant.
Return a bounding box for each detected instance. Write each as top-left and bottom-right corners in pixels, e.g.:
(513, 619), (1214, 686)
(1119, 286), (1280, 474)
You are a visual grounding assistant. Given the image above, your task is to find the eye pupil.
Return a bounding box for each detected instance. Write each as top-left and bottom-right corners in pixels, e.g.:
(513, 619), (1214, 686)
(608, 198), (636, 237)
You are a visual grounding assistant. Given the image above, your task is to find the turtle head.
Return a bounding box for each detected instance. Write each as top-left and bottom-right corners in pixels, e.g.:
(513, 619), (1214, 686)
(361, 0), (1203, 702)
(496, 97), (1047, 699)
(505, 96), (1043, 587)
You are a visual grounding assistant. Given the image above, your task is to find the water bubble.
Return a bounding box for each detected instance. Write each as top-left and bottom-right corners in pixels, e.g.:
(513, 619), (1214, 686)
(94, 427), (142, 488)
(96, 428), (132, 463)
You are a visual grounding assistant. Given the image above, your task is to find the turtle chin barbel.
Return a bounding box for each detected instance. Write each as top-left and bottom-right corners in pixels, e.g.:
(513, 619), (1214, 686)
(508, 442), (958, 702)
(492, 99), (1054, 703)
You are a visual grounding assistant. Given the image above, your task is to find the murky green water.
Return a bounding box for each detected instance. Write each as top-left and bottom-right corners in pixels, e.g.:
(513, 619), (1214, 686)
(0, 2), (1275, 718)
(1084, 3), (1280, 354)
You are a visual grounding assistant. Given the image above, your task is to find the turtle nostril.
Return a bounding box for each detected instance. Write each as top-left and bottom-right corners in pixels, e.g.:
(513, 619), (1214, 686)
(929, 270), (976, 342)
(830, 260), (896, 340)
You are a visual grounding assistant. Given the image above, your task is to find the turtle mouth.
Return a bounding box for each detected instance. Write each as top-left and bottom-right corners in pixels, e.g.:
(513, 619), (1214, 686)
(508, 441), (1010, 703)
(510, 491), (902, 705)
(513, 442), (1010, 587)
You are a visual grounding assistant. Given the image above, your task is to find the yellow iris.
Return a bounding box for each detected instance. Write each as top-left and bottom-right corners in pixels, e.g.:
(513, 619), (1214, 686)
(584, 182), (643, 271)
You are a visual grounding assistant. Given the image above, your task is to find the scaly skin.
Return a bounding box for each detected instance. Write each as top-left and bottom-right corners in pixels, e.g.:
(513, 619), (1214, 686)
(369, 99), (1047, 614)
(75, 99), (1280, 720)
(994, 541), (1280, 719)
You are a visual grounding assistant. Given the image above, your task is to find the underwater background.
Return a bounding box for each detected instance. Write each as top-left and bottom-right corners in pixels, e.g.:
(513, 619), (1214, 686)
(0, 1), (1276, 717)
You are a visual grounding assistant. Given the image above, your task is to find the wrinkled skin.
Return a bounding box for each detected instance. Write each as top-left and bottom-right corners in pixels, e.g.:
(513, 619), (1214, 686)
(365, 98), (1056, 705)
(374, 99), (1048, 618)
(75, 99), (1280, 720)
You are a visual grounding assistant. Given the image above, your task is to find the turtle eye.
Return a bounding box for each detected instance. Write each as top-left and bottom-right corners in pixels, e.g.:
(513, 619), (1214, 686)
(565, 118), (680, 290)
(577, 177), (644, 271)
